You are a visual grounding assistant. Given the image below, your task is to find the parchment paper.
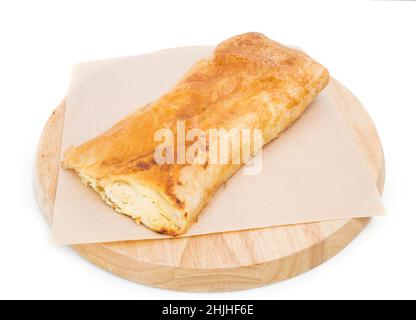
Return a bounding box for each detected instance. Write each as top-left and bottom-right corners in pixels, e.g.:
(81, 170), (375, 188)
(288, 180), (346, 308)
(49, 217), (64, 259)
(52, 46), (385, 244)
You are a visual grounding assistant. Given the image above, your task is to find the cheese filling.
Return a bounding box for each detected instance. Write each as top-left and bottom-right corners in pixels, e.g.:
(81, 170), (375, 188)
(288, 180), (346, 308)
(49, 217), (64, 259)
(79, 173), (184, 234)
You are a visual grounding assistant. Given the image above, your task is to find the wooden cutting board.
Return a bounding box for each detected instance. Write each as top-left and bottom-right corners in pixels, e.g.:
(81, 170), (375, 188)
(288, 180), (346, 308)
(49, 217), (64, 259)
(34, 78), (384, 292)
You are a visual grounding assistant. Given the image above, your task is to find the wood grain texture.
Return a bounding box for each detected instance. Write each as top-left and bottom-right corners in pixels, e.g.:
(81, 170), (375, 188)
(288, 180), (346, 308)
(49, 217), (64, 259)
(34, 78), (384, 292)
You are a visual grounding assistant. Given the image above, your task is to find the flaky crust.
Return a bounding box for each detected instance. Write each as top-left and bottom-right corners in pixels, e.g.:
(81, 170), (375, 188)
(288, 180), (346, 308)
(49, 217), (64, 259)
(63, 32), (329, 235)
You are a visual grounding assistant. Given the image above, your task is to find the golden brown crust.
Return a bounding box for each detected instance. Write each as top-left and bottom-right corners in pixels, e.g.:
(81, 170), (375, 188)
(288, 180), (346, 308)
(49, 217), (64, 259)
(63, 32), (329, 235)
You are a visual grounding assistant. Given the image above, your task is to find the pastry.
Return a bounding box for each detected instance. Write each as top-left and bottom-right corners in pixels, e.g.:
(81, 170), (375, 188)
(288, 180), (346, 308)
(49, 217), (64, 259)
(63, 32), (329, 235)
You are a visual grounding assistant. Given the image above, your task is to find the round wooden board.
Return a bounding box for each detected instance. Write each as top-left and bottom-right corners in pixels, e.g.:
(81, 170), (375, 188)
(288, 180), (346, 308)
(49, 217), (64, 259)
(35, 78), (384, 292)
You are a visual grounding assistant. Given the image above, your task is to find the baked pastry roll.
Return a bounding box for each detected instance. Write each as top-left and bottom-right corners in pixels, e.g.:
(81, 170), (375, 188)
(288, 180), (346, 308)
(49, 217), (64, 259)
(63, 32), (329, 235)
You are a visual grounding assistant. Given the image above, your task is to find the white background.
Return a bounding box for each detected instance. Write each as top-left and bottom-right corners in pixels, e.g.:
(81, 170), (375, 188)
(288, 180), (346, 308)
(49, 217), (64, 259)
(0, 0), (415, 300)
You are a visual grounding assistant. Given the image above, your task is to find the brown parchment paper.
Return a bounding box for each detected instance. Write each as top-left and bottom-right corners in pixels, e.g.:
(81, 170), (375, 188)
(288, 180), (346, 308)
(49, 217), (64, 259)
(52, 46), (385, 245)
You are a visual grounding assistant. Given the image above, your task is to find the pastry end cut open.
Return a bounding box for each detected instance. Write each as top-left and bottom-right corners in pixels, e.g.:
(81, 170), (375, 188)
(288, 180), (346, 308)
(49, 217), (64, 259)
(72, 170), (189, 236)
